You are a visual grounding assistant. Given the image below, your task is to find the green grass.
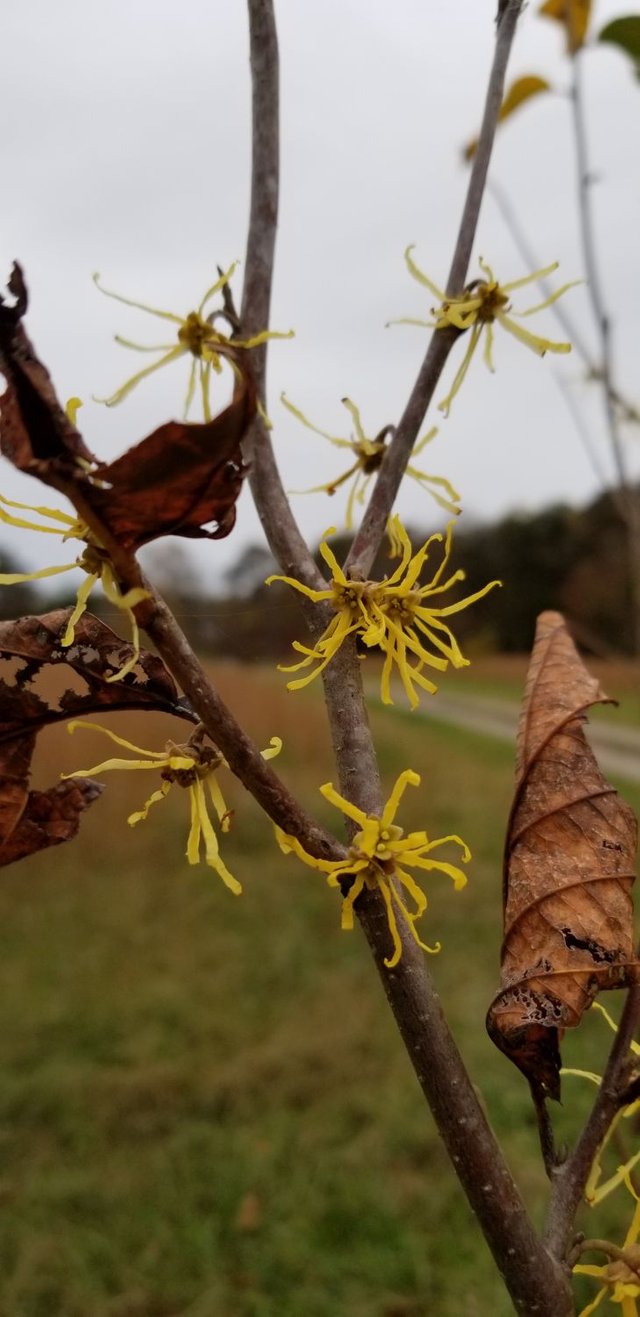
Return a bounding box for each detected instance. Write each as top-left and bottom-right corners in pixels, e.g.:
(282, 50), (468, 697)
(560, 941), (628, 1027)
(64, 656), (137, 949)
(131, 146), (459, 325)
(0, 671), (638, 1316)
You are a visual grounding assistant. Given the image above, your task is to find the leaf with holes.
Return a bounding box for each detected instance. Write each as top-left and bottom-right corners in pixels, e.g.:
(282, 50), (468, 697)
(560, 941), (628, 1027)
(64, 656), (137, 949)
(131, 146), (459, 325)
(0, 609), (196, 867)
(486, 611), (639, 1099)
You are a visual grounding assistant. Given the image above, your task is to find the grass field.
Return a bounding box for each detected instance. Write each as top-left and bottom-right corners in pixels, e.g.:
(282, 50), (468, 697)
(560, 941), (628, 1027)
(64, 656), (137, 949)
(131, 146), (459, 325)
(0, 660), (638, 1317)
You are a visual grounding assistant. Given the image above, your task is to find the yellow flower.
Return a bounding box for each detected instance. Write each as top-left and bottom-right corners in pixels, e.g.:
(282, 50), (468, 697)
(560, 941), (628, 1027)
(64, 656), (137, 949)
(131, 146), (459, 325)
(0, 491), (149, 681)
(62, 721), (282, 893)
(574, 1169), (640, 1315)
(281, 393), (461, 529)
(93, 264), (294, 421)
(267, 516), (500, 709)
(393, 248), (576, 414)
(563, 1003), (640, 1207)
(276, 769), (469, 968)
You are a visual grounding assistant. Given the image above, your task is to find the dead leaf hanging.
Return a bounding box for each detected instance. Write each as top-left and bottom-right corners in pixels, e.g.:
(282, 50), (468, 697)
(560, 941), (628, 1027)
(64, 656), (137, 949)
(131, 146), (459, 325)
(486, 611), (639, 1099)
(0, 263), (255, 549)
(0, 609), (197, 867)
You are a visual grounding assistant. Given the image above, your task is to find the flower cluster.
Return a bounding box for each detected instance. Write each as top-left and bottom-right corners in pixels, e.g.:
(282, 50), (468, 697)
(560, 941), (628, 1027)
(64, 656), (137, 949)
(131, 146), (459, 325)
(0, 491), (148, 681)
(267, 516), (500, 708)
(63, 721), (282, 892)
(93, 265), (293, 421)
(393, 248), (576, 414)
(281, 393), (460, 528)
(276, 769), (469, 968)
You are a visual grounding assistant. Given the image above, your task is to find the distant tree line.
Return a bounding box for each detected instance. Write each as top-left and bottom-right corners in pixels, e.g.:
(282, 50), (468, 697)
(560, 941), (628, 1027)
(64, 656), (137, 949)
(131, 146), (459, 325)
(2, 485), (637, 658)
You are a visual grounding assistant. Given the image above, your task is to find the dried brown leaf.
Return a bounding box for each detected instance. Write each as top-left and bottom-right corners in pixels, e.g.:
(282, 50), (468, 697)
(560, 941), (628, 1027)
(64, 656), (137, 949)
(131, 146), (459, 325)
(0, 779), (103, 866)
(0, 609), (196, 866)
(486, 611), (639, 1098)
(0, 264), (255, 549)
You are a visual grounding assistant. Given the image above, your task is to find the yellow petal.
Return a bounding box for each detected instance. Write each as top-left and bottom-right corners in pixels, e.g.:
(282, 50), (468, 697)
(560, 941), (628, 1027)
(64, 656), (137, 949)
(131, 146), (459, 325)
(0, 562), (77, 585)
(93, 272), (184, 323)
(319, 781), (368, 828)
(128, 781), (172, 825)
(380, 769), (420, 829)
(94, 346), (186, 407)
(61, 572), (99, 645)
(495, 310), (571, 356)
(65, 720), (169, 759)
(403, 246), (446, 301)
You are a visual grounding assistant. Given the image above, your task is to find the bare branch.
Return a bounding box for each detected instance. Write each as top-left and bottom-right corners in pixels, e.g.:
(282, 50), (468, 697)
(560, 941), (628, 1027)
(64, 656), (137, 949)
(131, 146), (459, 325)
(142, 589), (342, 863)
(241, 0), (324, 589)
(357, 886), (574, 1317)
(347, 0), (525, 578)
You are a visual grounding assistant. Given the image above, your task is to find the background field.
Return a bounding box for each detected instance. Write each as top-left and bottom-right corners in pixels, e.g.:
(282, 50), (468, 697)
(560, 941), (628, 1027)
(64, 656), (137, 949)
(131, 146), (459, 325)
(0, 660), (638, 1317)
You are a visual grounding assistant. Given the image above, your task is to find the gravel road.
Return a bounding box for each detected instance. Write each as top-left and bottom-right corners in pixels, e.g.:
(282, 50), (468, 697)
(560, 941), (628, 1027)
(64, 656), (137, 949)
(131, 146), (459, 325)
(417, 692), (640, 785)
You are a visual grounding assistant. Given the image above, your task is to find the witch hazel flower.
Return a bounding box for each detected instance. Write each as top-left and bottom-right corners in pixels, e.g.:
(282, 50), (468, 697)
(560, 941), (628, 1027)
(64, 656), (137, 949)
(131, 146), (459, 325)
(281, 393), (460, 529)
(276, 769), (470, 968)
(391, 247), (577, 415)
(63, 722), (282, 893)
(267, 515), (500, 708)
(93, 264), (293, 421)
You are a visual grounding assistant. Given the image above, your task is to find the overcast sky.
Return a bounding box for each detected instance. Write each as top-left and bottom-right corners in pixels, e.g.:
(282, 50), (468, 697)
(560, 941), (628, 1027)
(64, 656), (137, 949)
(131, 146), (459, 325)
(1, 0), (639, 589)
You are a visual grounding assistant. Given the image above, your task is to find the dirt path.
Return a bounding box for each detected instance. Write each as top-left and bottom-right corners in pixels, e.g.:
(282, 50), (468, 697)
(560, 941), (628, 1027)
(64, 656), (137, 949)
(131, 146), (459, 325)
(414, 692), (640, 784)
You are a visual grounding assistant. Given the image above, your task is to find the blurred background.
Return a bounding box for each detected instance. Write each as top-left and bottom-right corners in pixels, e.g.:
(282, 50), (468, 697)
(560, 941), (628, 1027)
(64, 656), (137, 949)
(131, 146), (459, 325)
(0, 1), (639, 1314)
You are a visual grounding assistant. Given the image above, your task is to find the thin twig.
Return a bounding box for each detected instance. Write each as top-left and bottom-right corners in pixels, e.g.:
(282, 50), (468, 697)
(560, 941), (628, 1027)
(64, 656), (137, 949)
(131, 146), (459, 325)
(572, 1236), (640, 1284)
(240, 0), (324, 590)
(570, 49), (640, 655)
(544, 982), (640, 1260)
(554, 367), (610, 489)
(346, 0), (525, 579)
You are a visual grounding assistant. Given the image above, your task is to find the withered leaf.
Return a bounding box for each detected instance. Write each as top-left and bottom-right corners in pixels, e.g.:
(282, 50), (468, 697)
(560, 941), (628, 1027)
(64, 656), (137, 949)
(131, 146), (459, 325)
(0, 263), (255, 549)
(0, 780), (103, 867)
(0, 264), (95, 469)
(88, 392), (253, 548)
(486, 611), (639, 1098)
(0, 609), (196, 867)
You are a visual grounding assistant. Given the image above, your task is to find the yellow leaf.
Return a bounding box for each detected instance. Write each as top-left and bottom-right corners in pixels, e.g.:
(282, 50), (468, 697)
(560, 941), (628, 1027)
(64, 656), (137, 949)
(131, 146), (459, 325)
(539, 0), (592, 53)
(464, 75), (551, 160)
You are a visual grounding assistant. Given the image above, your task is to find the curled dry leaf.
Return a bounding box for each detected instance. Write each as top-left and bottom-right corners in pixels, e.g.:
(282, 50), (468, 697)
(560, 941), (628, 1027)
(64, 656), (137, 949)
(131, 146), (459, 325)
(0, 609), (196, 867)
(486, 611), (639, 1099)
(0, 263), (255, 548)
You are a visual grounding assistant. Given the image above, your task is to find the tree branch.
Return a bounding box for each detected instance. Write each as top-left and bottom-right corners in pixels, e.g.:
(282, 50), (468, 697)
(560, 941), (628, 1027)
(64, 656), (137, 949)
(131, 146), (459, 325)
(346, 0), (525, 579)
(238, 8), (573, 1312)
(358, 888), (574, 1317)
(544, 981), (640, 1260)
(241, 0), (324, 589)
(570, 49), (640, 655)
